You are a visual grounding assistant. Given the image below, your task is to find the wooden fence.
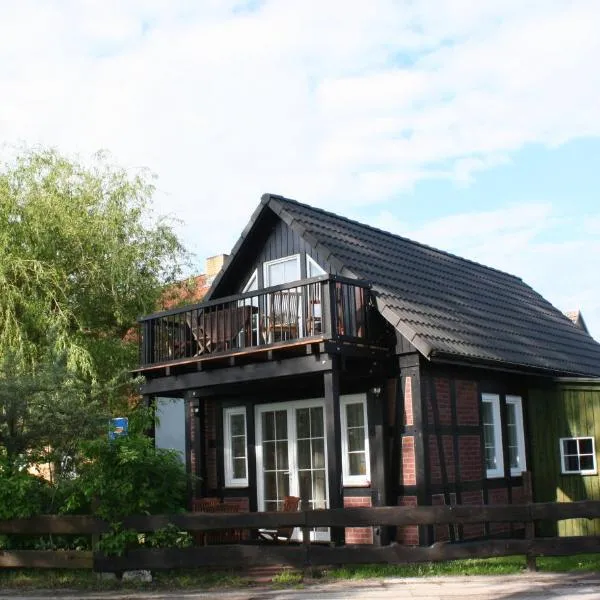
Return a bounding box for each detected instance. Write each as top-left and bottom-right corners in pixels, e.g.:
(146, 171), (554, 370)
(1, 502), (600, 571)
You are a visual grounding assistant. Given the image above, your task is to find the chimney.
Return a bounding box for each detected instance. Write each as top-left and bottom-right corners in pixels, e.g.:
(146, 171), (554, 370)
(205, 254), (229, 284)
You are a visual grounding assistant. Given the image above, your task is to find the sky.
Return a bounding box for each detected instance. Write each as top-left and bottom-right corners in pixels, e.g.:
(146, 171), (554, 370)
(1, 1), (600, 338)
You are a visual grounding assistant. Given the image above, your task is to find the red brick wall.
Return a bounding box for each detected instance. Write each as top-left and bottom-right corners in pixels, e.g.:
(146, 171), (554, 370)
(396, 495), (419, 545)
(461, 490), (485, 538)
(456, 380), (479, 426)
(404, 376), (414, 426)
(428, 435), (456, 484)
(401, 436), (416, 485)
(344, 496), (374, 545)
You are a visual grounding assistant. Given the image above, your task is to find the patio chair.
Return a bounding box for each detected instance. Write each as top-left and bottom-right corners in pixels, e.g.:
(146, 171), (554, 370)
(257, 496), (301, 543)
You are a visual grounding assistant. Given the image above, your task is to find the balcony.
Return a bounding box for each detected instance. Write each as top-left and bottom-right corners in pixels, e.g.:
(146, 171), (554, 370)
(138, 275), (389, 371)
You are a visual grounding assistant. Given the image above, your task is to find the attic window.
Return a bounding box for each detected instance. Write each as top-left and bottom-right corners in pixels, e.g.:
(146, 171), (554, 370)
(306, 255), (326, 278)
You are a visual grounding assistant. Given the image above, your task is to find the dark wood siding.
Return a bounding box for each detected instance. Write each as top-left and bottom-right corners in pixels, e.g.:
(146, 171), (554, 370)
(529, 382), (600, 536)
(231, 217), (334, 294)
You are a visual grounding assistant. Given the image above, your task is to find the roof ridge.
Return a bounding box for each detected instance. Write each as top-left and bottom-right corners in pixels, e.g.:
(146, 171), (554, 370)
(267, 193), (525, 285)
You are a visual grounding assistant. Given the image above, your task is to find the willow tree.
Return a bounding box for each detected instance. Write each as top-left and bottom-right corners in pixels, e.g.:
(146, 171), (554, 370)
(0, 148), (188, 471)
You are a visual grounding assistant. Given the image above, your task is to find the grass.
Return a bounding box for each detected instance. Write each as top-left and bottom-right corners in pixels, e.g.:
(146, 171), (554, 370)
(323, 554), (600, 580)
(0, 555), (599, 592)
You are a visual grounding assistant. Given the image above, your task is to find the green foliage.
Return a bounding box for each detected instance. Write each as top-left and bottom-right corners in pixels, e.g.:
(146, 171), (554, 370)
(145, 524), (193, 549)
(96, 525), (140, 557)
(0, 148), (188, 373)
(66, 425), (188, 521)
(0, 462), (50, 519)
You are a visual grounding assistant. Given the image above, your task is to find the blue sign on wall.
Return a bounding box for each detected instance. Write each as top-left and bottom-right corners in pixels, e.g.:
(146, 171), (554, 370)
(109, 417), (129, 440)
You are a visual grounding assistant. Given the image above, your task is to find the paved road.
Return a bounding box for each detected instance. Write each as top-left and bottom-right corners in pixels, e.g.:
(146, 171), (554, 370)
(1, 572), (599, 600)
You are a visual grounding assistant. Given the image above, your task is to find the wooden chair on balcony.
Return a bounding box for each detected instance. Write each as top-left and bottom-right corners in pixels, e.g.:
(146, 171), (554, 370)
(195, 306), (254, 354)
(257, 496), (301, 543)
(266, 291), (300, 342)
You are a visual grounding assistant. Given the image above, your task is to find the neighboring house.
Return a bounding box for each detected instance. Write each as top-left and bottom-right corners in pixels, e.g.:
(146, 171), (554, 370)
(136, 194), (600, 546)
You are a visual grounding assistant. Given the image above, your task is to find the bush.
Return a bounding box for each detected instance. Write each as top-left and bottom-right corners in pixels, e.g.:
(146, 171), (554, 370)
(66, 432), (188, 521)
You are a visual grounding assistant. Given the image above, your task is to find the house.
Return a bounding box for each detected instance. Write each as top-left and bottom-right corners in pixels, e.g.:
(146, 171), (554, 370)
(137, 194), (600, 546)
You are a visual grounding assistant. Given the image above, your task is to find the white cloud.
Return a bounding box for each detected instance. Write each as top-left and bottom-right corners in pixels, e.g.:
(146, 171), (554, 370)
(1, 0), (599, 323)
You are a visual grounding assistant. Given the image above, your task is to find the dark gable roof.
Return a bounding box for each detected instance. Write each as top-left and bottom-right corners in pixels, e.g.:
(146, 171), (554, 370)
(211, 193), (600, 378)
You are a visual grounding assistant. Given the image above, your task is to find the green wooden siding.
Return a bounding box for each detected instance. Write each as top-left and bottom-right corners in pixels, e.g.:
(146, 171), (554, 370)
(528, 382), (600, 536)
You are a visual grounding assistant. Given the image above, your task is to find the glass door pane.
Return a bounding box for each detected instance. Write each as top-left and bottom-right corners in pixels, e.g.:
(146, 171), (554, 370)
(295, 405), (328, 539)
(261, 409), (289, 512)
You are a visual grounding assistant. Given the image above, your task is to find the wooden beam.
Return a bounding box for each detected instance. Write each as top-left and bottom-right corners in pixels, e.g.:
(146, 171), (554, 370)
(324, 356), (343, 545)
(141, 354), (333, 395)
(0, 551), (93, 569)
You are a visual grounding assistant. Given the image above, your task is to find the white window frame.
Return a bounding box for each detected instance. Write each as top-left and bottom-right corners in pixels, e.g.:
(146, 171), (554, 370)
(263, 254), (301, 287)
(340, 394), (371, 486)
(306, 255), (326, 278)
(223, 406), (248, 487)
(560, 436), (597, 475)
(506, 395), (527, 476)
(242, 269), (258, 293)
(482, 393), (504, 478)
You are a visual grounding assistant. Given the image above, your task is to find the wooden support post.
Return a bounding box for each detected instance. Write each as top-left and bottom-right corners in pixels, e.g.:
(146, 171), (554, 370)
(324, 357), (343, 545)
(523, 471), (537, 571)
(302, 521), (312, 579)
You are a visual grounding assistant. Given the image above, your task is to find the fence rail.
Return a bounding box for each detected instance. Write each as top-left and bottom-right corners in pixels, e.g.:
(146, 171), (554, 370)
(2, 502), (600, 571)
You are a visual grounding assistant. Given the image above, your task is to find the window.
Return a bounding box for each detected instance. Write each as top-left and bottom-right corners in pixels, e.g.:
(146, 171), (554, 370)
(481, 393), (526, 478)
(224, 407), (248, 487)
(506, 396), (526, 476)
(263, 255), (300, 287)
(242, 269), (258, 292)
(482, 393), (504, 478)
(340, 394), (370, 486)
(306, 255), (326, 278)
(560, 437), (597, 475)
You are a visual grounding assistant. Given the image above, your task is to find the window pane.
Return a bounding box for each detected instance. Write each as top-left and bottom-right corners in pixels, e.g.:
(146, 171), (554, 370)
(299, 470), (312, 505)
(485, 445), (497, 470)
(262, 412), (275, 441)
(296, 408), (310, 439)
(276, 440), (289, 470)
(349, 452), (366, 476)
(580, 455), (595, 471)
(232, 436), (246, 458)
(313, 471), (327, 509)
(348, 427), (365, 453)
(233, 457), (246, 480)
(230, 414), (245, 437)
(311, 407), (324, 438)
(297, 439), (311, 470)
(579, 438), (594, 454)
(313, 438), (325, 469)
(346, 403), (364, 428)
(277, 471), (290, 498)
(263, 441), (275, 470)
(566, 455), (580, 472)
(264, 472), (277, 500)
(276, 411), (288, 439)
(563, 439), (577, 455)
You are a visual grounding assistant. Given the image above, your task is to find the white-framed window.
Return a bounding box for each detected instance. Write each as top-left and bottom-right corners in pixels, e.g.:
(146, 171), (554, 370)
(481, 393), (527, 478)
(242, 269), (258, 292)
(506, 395), (527, 476)
(560, 437), (597, 475)
(263, 254), (301, 287)
(482, 393), (504, 478)
(306, 255), (326, 278)
(340, 394), (370, 486)
(223, 406), (248, 487)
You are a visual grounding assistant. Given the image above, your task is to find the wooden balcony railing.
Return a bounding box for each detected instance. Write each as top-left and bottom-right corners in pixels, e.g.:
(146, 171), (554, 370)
(138, 275), (382, 368)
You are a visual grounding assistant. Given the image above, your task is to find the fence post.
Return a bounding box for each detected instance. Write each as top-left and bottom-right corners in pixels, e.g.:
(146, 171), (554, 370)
(523, 471), (537, 572)
(302, 510), (312, 579)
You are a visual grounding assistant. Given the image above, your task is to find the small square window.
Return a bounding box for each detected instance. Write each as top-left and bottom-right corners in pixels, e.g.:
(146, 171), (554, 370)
(560, 437), (597, 475)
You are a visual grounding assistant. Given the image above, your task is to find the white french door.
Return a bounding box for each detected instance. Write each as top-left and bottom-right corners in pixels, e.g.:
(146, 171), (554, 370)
(256, 399), (329, 541)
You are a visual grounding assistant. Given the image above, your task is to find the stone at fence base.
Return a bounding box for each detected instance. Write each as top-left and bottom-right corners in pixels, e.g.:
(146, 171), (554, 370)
(122, 569), (153, 583)
(97, 572), (118, 581)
